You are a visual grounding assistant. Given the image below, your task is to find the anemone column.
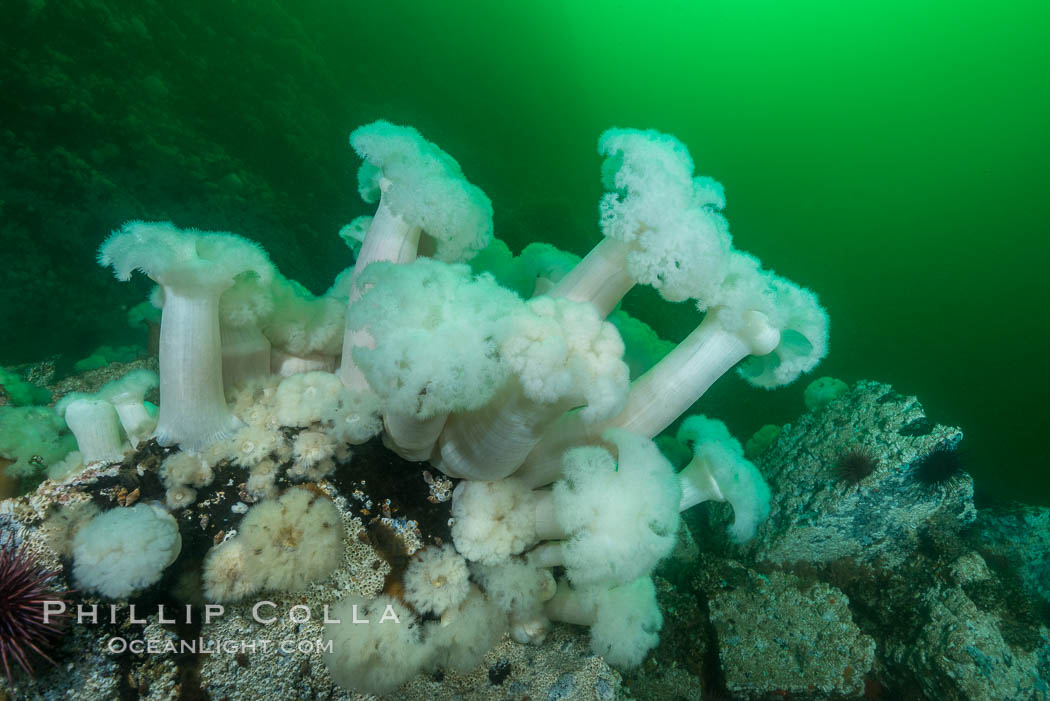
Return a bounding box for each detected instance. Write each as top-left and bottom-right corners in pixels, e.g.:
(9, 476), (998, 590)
(338, 189), (422, 393)
(548, 238), (637, 318)
(156, 282), (242, 450)
(514, 307), (780, 488)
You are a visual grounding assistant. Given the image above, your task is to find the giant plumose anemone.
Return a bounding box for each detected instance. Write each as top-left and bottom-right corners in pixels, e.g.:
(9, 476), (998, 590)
(2, 121), (831, 696)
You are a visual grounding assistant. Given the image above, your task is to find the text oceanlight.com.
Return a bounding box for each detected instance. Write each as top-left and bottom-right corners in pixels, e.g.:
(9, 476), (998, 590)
(108, 637), (334, 655)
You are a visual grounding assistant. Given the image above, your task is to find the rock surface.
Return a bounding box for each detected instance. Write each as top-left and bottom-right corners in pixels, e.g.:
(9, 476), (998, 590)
(889, 582), (1049, 701)
(706, 568), (874, 699)
(5, 378), (1049, 700)
(0, 427), (625, 701)
(973, 503), (1050, 606)
(749, 380), (973, 566)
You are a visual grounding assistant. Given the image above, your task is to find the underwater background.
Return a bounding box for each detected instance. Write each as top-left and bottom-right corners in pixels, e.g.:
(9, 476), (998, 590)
(1, 0), (1048, 505)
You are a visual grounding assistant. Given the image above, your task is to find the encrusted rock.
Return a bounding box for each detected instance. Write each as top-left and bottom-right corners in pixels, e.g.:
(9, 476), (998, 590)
(397, 626), (621, 701)
(197, 604), (342, 701)
(626, 576), (706, 701)
(888, 584), (1050, 701)
(666, 523), (701, 568)
(707, 569), (874, 699)
(129, 621), (181, 700)
(748, 380), (973, 566)
(1, 625), (123, 700)
(972, 503), (1050, 605)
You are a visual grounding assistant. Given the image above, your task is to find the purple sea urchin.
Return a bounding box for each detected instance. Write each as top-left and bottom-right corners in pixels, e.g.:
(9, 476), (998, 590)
(0, 534), (68, 684)
(913, 447), (965, 487)
(834, 446), (879, 485)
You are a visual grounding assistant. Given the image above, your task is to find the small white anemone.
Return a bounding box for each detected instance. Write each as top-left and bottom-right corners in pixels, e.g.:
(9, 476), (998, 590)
(471, 560), (556, 617)
(324, 388), (383, 445)
(426, 586), (507, 673)
(333, 442), (353, 463)
(403, 545), (470, 616)
(230, 426), (281, 468)
(160, 452), (214, 489)
(292, 430), (336, 468)
(202, 539), (258, 602)
(200, 437), (234, 469)
(246, 471), (277, 500)
(324, 595), (431, 696)
(230, 376), (282, 417)
(72, 503), (182, 599)
(273, 437), (294, 463)
(287, 458), (335, 482)
(275, 371), (345, 427)
(450, 479), (537, 564)
(250, 458), (278, 477)
(289, 431), (338, 481)
(165, 485), (197, 510)
(201, 488), (344, 600)
(471, 559), (556, 644)
(239, 402), (278, 430)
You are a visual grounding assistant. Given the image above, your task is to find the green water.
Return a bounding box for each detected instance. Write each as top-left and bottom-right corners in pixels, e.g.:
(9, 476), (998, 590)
(315, 0), (1050, 504)
(2, 0), (1049, 502)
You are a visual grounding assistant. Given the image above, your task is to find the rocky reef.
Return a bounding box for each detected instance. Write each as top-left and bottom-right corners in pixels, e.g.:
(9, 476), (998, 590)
(2, 375), (1048, 700)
